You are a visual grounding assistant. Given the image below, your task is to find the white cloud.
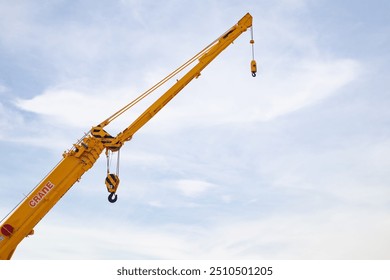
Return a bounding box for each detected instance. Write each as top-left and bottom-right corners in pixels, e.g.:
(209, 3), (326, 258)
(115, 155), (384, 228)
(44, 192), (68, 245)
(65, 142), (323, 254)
(150, 56), (360, 130)
(2, 0), (388, 261)
(205, 208), (390, 259)
(14, 86), (147, 131)
(0, 84), (7, 93)
(0, 103), (24, 140)
(6, 0), (360, 139)
(13, 55), (359, 139)
(256, 58), (360, 121)
(260, 139), (390, 208)
(172, 179), (217, 198)
(13, 206), (390, 259)
(16, 89), (105, 128)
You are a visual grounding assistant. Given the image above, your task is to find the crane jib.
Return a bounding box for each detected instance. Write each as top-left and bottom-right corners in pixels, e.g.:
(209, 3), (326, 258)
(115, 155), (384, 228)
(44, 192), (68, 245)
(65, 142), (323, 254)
(0, 13), (256, 260)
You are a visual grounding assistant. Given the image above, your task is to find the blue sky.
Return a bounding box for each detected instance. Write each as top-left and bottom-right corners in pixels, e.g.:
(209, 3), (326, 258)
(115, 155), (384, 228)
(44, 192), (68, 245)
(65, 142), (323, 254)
(1, 0), (390, 259)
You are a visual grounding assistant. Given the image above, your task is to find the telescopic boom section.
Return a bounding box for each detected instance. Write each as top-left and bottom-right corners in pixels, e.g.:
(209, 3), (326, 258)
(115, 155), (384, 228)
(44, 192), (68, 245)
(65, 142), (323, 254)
(91, 13), (253, 150)
(0, 13), (254, 260)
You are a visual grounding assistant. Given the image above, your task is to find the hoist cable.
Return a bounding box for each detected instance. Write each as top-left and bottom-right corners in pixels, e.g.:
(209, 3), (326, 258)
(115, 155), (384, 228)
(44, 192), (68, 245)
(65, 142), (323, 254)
(106, 149), (111, 174)
(98, 37), (220, 128)
(250, 26), (255, 60)
(116, 149), (120, 176)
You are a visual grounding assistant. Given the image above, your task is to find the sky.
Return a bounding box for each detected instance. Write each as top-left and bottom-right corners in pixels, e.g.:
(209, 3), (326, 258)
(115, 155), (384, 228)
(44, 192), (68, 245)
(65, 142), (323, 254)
(0, 0), (390, 259)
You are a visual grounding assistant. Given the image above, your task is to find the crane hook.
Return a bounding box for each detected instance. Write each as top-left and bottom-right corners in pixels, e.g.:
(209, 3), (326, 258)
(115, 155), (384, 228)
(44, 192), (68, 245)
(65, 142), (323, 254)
(249, 26), (257, 77)
(105, 173), (120, 203)
(108, 192), (118, 203)
(251, 59), (257, 77)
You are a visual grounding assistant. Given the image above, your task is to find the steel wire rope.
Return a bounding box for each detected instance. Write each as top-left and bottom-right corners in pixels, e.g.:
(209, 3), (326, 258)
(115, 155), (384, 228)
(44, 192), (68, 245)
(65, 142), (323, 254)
(97, 37), (220, 128)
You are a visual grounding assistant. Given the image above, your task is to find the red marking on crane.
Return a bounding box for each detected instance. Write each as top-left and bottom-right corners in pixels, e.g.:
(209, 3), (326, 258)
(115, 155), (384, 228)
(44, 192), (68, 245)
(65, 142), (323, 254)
(1, 224), (14, 237)
(29, 181), (55, 208)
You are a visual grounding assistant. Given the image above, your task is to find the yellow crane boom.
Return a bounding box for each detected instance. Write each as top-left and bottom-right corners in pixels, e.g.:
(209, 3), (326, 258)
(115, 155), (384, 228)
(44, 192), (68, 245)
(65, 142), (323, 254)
(0, 13), (255, 260)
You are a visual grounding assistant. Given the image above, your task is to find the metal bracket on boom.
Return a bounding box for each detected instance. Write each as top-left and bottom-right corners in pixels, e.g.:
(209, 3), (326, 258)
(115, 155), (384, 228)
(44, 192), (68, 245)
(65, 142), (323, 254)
(91, 125), (122, 151)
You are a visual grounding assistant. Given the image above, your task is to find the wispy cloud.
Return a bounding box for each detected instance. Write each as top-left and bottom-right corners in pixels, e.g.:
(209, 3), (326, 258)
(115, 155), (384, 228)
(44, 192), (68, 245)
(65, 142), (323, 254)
(171, 179), (218, 198)
(10, 8), (361, 139)
(15, 205), (390, 259)
(2, 0), (389, 260)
